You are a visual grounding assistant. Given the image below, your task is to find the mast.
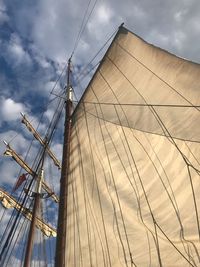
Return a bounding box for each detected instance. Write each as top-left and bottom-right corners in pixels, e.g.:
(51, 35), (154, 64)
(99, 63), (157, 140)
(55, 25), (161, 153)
(23, 168), (44, 267)
(55, 58), (73, 266)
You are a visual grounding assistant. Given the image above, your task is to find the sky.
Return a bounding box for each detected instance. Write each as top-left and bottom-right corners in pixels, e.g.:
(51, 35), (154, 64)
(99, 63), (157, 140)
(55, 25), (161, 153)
(0, 0), (200, 265)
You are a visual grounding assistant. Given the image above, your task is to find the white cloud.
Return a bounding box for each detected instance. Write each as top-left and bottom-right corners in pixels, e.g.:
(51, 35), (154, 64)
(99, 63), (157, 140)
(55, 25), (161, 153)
(0, 130), (31, 156)
(96, 4), (113, 23)
(174, 10), (187, 22)
(0, 97), (27, 122)
(44, 108), (55, 122)
(7, 34), (31, 66)
(0, 0), (9, 24)
(29, 43), (51, 68)
(87, 4), (115, 41)
(0, 159), (18, 186)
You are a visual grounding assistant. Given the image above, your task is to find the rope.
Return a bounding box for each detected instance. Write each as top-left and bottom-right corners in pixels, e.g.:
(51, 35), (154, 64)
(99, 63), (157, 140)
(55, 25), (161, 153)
(71, 0), (99, 58)
(71, 0), (92, 58)
(74, 101), (200, 108)
(73, 28), (117, 84)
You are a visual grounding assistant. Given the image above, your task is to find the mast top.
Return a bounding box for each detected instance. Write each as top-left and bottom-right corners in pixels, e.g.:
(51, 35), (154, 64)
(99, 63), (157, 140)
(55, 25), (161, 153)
(66, 58), (73, 101)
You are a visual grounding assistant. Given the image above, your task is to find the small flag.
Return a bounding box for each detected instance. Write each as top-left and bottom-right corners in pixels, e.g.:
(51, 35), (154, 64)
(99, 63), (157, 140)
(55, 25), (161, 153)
(13, 173), (28, 191)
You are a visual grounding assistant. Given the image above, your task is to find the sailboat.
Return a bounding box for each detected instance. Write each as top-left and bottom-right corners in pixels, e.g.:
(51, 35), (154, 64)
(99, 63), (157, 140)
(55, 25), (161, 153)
(0, 24), (200, 266)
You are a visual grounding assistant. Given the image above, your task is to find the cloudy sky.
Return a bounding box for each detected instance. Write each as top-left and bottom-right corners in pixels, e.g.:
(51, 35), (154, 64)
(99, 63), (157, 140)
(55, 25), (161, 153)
(0, 0), (200, 203)
(0, 0), (200, 265)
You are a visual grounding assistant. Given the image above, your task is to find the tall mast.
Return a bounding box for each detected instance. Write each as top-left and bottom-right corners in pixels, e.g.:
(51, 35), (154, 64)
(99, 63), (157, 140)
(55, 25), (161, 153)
(55, 58), (73, 266)
(23, 168), (44, 267)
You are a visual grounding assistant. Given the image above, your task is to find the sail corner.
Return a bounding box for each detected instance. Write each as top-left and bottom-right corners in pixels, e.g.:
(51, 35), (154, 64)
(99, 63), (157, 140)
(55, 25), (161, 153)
(118, 23), (128, 35)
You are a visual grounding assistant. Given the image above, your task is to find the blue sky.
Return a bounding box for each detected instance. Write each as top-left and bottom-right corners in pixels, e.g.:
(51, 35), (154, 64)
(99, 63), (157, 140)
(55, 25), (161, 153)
(0, 0), (200, 265)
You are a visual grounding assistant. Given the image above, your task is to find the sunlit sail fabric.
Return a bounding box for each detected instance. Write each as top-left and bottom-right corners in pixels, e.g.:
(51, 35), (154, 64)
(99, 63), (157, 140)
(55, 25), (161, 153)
(65, 27), (200, 266)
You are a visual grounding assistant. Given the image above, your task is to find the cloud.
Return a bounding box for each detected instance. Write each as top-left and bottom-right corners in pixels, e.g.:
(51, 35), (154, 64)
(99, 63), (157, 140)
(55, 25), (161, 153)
(6, 33), (32, 66)
(0, 0), (9, 24)
(29, 43), (51, 69)
(87, 3), (114, 40)
(0, 97), (28, 122)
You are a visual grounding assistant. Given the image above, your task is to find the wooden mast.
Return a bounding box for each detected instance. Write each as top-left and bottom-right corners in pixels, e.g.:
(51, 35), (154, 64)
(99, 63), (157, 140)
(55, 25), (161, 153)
(55, 58), (73, 266)
(23, 168), (44, 267)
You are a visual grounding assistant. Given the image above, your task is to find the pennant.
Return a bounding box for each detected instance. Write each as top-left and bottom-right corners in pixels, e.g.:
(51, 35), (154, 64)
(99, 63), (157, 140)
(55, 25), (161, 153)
(13, 173), (27, 191)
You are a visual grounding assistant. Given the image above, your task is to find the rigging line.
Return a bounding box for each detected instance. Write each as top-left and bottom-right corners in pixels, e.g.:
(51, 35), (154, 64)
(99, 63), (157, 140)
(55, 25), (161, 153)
(116, 42), (200, 113)
(44, 97), (64, 138)
(74, 126), (94, 267)
(0, 205), (7, 225)
(72, 186), (77, 266)
(91, 100), (135, 267)
(42, 198), (53, 267)
(4, 92), (63, 217)
(50, 92), (66, 100)
(113, 104), (185, 231)
(150, 104), (200, 174)
(92, 113), (140, 266)
(2, 161), (46, 241)
(92, 130), (129, 266)
(44, 103), (65, 160)
(80, 96), (175, 243)
(7, 71), (65, 145)
(5, 116), (38, 144)
(184, 142), (200, 166)
(105, 54), (199, 145)
(100, 56), (170, 144)
(71, 183), (83, 267)
(81, 107), (200, 144)
(71, 0), (99, 58)
(187, 164), (200, 241)
(142, 134), (180, 212)
(71, 170), (84, 267)
(95, 94), (142, 209)
(76, 60), (100, 85)
(90, 111), (130, 265)
(100, 56), (200, 144)
(140, 135), (200, 261)
(91, 84), (163, 265)
(74, 29), (117, 83)
(97, 68), (173, 207)
(3, 193), (36, 262)
(20, 220), (29, 267)
(74, 123), (108, 267)
(71, 0), (92, 58)
(50, 62), (68, 95)
(82, 103), (112, 267)
(103, 58), (172, 144)
(74, 101), (200, 108)
(0, 187), (32, 259)
(93, 100), (160, 266)
(150, 106), (200, 241)
(0, 135), (51, 262)
(66, 185), (72, 265)
(40, 200), (48, 267)
(0, 176), (32, 251)
(92, 117), (131, 267)
(85, 69), (178, 232)
(155, 222), (197, 267)
(93, 230), (99, 267)
(146, 231), (152, 267)
(5, 74), (64, 145)
(1, 198), (34, 266)
(3, 210), (29, 266)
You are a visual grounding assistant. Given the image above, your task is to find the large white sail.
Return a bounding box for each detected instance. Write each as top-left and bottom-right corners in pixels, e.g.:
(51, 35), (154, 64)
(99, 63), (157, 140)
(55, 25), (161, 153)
(65, 26), (200, 266)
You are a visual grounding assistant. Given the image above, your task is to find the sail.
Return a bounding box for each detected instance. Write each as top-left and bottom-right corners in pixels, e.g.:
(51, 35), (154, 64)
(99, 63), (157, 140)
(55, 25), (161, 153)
(64, 26), (200, 266)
